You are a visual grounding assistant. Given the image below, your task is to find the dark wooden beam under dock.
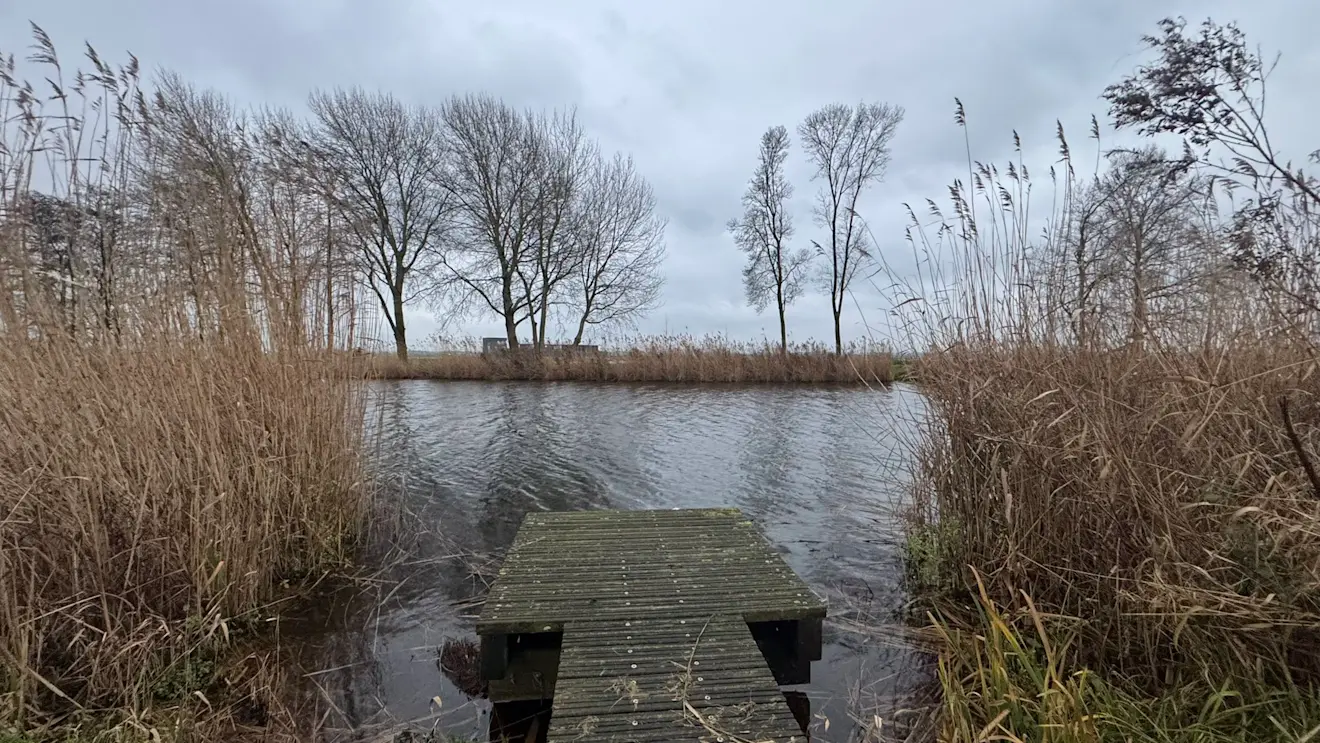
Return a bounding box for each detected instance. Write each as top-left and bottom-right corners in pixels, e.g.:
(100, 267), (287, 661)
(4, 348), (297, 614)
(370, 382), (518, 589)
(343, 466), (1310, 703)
(476, 508), (827, 742)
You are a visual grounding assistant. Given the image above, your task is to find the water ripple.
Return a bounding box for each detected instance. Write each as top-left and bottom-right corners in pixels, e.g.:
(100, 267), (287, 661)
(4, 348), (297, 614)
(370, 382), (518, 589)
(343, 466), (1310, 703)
(304, 381), (931, 741)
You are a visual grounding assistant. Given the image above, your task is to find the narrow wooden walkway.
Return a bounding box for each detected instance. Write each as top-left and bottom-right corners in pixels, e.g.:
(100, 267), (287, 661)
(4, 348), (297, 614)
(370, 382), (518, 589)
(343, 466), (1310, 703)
(477, 508), (827, 742)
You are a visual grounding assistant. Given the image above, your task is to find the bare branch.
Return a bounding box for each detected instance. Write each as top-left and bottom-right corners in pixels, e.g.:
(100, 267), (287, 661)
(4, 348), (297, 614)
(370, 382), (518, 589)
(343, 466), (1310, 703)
(440, 93), (543, 349)
(307, 88), (450, 359)
(570, 151), (666, 344)
(729, 125), (811, 353)
(798, 101), (903, 353)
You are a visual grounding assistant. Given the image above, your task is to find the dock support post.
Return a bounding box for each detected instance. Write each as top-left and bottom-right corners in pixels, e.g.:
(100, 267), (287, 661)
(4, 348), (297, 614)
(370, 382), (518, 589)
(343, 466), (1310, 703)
(480, 634), (509, 680)
(798, 616), (823, 662)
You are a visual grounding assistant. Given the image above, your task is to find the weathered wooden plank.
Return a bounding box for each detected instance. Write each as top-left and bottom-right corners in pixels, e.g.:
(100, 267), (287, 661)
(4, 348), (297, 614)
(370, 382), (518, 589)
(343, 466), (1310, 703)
(560, 643), (764, 664)
(547, 709), (804, 742)
(496, 559), (795, 574)
(550, 688), (788, 718)
(549, 706), (803, 733)
(556, 657), (773, 681)
(490, 573), (811, 594)
(482, 606), (817, 630)
(505, 527), (782, 544)
(547, 616), (805, 743)
(478, 509), (819, 742)
(494, 564), (804, 584)
(523, 508), (740, 522)
(486, 595), (809, 612)
(480, 606), (824, 636)
(505, 527), (772, 543)
(510, 519), (758, 533)
(500, 550), (793, 568)
(498, 551), (798, 568)
(485, 593), (820, 615)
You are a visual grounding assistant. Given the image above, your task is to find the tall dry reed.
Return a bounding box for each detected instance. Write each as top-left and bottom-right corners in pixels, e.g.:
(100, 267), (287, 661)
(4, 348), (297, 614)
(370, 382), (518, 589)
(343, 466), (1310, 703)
(367, 336), (893, 384)
(0, 338), (368, 720)
(888, 101), (1320, 737)
(0, 31), (371, 736)
(915, 341), (1320, 681)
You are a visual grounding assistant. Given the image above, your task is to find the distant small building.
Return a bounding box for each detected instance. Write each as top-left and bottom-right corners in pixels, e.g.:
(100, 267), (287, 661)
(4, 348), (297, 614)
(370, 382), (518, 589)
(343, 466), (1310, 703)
(482, 337), (509, 355)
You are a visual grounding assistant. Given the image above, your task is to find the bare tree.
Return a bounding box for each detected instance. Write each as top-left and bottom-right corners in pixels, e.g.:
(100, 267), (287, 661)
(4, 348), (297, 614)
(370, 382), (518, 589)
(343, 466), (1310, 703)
(570, 151), (666, 344)
(1104, 18), (1319, 209)
(798, 102), (904, 354)
(23, 193), (82, 333)
(1061, 177), (1113, 349)
(146, 74), (261, 342)
(1092, 147), (1212, 348)
(729, 125), (811, 354)
(142, 76), (366, 349)
(0, 27), (371, 352)
(251, 107), (364, 350)
(307, 88), (449, 360)
(443, 96), (665, 347)
(441, 93), (542, 350)
(1104, 17), (1320, 325)
(1038, 142), (1222, 351)
(517, 109), (594, 349)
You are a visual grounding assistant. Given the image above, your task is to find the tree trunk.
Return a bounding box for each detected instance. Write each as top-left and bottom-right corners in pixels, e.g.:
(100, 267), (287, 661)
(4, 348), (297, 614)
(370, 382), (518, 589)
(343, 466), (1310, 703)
(573, 311), (588, 346)
(1074, 224), (1089, 349)
(98, 232), (119, 341)
(392, 288), (408, 361)
(325, 212), (335, 350)
(538, 295), (551, 351)
(504, 313), (520, 351)
(833, 304), (843, 356)
(1131, 270), (1146, 350)
(62, 249), (77, 337)
(502, 272), (520, 350)
(775, 283), (787, 355)
(347, 289), (357, 350)
(831, 243), (844, 355)
(1130, 237), (1147, 351)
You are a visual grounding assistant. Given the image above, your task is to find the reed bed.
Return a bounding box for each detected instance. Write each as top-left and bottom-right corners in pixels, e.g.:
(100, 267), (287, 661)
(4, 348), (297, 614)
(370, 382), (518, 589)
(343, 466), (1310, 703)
(0, 31), (372, 740)
(365, 336), (894, 384)
(912, 342), (1320, 740)
(891, 92), (1320, 737)
(0, 339), (369, 726)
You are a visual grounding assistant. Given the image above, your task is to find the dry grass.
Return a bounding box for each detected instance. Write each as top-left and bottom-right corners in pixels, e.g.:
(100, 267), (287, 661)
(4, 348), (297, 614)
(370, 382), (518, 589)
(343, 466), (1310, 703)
(365, 336), (893, 385)
(887, 108), (1320, 739)
(437, 638), (485, 700)
(0, 31), (373, 741)
(0, 339), (369, 729)
(910, 340), (1320, 740)
(914, 342), (1320, 682)
(930, 573), (1320, 742)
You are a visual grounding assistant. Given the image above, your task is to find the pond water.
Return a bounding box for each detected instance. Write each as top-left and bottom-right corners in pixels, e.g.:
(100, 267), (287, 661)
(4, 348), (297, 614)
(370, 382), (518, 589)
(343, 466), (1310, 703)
(288, 380), (933, 742)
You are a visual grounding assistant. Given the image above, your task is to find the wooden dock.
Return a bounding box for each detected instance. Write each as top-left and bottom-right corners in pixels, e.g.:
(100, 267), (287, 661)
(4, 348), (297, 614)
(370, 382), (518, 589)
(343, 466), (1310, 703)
(477, 508), (826, 742)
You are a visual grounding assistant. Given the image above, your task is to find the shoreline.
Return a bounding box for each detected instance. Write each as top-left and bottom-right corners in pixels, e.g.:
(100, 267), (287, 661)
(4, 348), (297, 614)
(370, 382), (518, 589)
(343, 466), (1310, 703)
(362, 350), (900, 385)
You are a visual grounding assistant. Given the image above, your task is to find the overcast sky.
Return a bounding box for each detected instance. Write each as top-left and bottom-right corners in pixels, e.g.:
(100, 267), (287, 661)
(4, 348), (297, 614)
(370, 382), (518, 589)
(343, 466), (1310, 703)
(3, 0), (1316, 348)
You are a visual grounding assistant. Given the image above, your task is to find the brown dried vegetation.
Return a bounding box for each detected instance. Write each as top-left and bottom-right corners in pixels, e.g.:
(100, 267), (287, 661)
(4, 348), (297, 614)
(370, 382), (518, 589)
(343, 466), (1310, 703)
(895, 18), (1320, 740)
(0, 28), (370, 740)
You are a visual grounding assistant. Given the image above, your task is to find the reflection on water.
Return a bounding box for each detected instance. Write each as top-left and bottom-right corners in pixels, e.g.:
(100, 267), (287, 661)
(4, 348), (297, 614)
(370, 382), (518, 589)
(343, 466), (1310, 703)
(291, 381), (933, 741)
